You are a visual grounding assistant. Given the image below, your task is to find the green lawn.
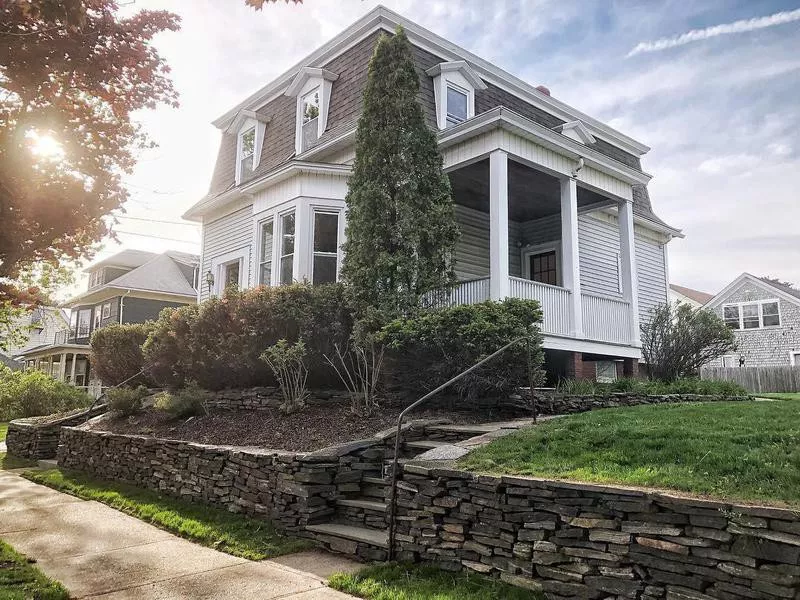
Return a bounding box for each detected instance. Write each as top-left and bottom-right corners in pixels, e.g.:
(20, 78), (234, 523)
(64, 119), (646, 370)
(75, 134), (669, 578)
(24, 469), (313, 560)
(329, 564), (543, 600)
(758, 393), (800, 401)
(0, 539), (70, 600)
(459, 401), (800, 506)
(0, 422), (7, 442)
(0, 452), (38, 471)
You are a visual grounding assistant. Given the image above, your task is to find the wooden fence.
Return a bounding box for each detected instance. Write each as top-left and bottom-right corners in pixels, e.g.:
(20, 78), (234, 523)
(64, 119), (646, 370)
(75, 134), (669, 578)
(700, 366), (800, 393)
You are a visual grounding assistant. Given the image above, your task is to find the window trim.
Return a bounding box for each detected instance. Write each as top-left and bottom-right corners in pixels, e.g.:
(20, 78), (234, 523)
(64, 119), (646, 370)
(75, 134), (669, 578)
(278, 209), (296, 286)
(311, 209), (341, 285)
(722, 299), (782, 330)
(101, 303), (111, 320)
(257, 217), (275, 286)
(595, 360), (618, 383)
(790, 352), (800, 367)
(209, 247), (250, 296)
(445, 83), (469, 127)
(521, 243), (562, 287)
(721, 354), (738, 368)
(236, 124), (256, 185)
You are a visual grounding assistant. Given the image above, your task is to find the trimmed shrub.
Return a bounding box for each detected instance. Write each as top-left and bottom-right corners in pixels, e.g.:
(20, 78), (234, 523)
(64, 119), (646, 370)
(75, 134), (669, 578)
(377, 299), (545, 403)
(107, 385), (149, 416)
(0, 366), (92, 420)
(90, 323), (154, 386)
(142, 284), (353, 390)
(154, 382), (212, 419)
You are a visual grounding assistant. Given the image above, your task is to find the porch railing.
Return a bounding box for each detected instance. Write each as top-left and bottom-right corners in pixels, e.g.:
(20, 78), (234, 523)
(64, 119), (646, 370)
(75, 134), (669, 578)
(581, 292), (631, 344)
(429, 277), (490, 307)
(509, 277), (571, 336)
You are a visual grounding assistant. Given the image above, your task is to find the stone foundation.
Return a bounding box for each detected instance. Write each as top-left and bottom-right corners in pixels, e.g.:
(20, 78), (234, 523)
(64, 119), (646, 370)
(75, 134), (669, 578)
(394, 466), (800, 599)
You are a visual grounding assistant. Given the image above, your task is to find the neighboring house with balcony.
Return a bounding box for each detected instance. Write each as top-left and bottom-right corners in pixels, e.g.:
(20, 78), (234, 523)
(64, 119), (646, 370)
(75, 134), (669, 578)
(184, 6), (682, 382)
(0, 306), (69, 370)
(705, 273), (800, 368)
(16, 250), (199, 395)
(669, 284), (714, 308)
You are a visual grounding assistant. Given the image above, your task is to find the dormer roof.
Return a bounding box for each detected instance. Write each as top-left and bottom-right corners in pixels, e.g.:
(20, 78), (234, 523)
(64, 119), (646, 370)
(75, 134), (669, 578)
(425, 61), (487, 90)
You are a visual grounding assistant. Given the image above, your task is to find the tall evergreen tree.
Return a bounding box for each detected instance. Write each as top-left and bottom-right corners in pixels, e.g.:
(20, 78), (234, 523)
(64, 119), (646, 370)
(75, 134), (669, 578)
(341, 27), (459, 319)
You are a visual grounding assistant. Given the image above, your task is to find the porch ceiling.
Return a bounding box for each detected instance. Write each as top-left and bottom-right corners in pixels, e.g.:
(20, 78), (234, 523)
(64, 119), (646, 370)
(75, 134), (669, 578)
(448, 158), (610, 222)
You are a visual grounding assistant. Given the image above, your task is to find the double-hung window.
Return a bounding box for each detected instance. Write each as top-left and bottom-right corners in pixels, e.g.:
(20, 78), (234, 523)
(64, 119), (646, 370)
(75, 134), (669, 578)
(762, 301), (780, 327)
(312, 211), (339, 285)
(238, 126), (255, 182)
(301, 89), (320, 151)
(258, 219), (274, 285)
(445, 84), (468, 127)
(222, 260), (241, 291)
(279, 212), (295, 285)
(723, 300), (781, 329)
(723, 305), (741, 329)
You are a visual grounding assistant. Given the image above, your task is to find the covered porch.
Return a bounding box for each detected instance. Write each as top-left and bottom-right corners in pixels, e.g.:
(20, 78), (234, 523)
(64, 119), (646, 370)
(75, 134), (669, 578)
(18, 345), (102, 397)
(439, 108), (650, 354)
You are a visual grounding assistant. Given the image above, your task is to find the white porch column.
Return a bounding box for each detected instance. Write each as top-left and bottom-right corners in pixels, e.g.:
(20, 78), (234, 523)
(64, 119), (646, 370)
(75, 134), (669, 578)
(560, 177), (583, 337)
(618, 200), (641, 345)
(69, 352), (77, 385)
(489, 150), (510, 300)
(58, 352), (67, 382)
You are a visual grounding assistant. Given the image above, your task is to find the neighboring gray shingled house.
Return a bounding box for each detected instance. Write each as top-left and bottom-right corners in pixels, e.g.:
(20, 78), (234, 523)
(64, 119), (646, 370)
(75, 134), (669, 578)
(705, 273), (800, 368)
(16, 250), (198, 396)
(184, 5), (682, 382)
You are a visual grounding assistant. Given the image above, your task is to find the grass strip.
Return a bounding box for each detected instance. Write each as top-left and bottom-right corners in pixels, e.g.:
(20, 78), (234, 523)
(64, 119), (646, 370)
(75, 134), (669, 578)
(329, 563), (543, 600)
(0, 538), (70, 600)
(0, 422), (7, 442)
(459, 401), (800, 507)
(24, 469), (313, 560)
(0, 452), (38, 471)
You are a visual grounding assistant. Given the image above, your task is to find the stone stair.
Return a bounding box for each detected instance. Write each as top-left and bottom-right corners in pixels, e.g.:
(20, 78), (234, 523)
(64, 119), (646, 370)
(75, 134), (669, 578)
(308, 418), (539, 561)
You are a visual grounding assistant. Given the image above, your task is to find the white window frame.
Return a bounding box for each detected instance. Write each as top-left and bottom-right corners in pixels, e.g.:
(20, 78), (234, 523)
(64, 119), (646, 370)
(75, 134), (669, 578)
(790, 352), (800, 367)
(285, 67), (338, 156)
(311, 209), (341, 285)
(721, 355), (738, 368)
(210, 248), (250, 296)
(722, 299), (782, 330)
(427, 62), (485, 130)
(236, 124), (256, 185)
(595, 361), (618, 383)
(278, 209), (297, 286)
(101, 303), (111, 319)
(445, 83), (469, 128)
(256, 217), (275, 286)
(521, 243), (562, 287)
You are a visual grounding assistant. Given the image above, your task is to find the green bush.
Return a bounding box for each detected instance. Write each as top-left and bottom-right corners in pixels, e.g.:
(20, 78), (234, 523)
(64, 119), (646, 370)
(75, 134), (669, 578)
(260, 340), (308, 414)
(0, 366), (92, 420)
(154, 382), (212, 418)
(143, 284), (353, 390)
(90, 323), (153, 386)
(556, 377), (748, 397)
(107, 385), (149, 416)
(377, 299), (545, 403)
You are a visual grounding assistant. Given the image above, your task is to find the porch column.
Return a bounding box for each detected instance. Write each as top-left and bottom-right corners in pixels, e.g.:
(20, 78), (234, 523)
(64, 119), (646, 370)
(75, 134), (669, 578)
(560, 177), (583, 337)
(58, 352), (67, 382)
(618, 200), (641, 345)
(489, 150), (510, 300)
(69, 352), (77, 385)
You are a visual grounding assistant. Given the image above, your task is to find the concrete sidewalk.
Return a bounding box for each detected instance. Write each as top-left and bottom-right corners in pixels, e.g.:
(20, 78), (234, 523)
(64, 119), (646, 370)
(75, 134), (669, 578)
(0, 470), (360, 599)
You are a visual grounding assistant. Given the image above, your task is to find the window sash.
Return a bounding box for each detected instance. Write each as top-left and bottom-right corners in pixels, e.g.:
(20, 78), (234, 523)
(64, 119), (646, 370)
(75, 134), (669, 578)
(102, 303), (111, 319)
(529, 251), (558, 286)
(258, 219), (274, 285)
(723, 300), (781, 329)
(312, 210), (340, 285)
(762, 301), (780, 326)
(723, 305), (740, 329)
(223, 260), (240, 290)
(446, 85), (468, 126)
(302, 89), (320, 124)
(280, 212), (295, 285)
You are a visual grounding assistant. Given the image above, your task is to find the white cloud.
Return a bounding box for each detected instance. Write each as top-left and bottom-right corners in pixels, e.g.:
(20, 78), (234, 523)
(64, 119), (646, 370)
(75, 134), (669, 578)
(627, 8), (800, 57)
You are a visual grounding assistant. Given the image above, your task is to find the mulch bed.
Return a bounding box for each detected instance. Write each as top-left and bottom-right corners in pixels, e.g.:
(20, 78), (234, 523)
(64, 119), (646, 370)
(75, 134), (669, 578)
(86, 401), (500, 452)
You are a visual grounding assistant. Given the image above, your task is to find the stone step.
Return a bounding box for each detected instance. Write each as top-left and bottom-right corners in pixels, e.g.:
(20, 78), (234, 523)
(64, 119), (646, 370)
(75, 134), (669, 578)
(362, 475), (389, 486)
(306, 523), (388, 549)
(426, 423), (499, 436)
(336, 498), (388, 513)
(404, 440), (450, 450)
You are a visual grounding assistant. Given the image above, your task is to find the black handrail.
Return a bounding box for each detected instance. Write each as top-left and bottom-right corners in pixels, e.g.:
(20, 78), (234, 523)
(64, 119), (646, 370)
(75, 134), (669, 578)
(83, 362), (155, 422)
(386, 332), (538, 559)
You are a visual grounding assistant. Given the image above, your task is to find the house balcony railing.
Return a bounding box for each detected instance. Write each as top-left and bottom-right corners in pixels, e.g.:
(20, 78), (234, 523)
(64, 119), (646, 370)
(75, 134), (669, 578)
(53, 327), (91, 346)
(441, 277), (633, 346)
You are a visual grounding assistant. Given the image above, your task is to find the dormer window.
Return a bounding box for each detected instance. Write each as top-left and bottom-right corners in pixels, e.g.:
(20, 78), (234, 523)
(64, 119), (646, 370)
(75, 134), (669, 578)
(238, 126), (256, 182)
(446, 84), (468, 127)
(301, 88), (321, 150)
(285, 67), (339, 155)
(426, 61), (487, 130)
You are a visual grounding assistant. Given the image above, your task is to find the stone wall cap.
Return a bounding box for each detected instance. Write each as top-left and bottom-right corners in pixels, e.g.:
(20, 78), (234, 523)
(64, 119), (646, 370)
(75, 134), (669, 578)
(303, 438), (379, 460)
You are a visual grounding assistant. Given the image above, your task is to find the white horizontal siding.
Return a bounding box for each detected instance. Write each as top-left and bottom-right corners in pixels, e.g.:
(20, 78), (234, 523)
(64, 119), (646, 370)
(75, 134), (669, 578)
(636, 235), (668, 325)
(200, 205), (253, 302)
(578, 216), (621, 298)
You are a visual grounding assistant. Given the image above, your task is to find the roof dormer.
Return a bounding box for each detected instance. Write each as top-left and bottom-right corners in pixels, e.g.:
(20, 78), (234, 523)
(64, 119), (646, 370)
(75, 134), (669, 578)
(227, 110), (269, 185)
(426, 61), (487, 130)
(555, 120), (596, 145)
(285, 67), (339, 155)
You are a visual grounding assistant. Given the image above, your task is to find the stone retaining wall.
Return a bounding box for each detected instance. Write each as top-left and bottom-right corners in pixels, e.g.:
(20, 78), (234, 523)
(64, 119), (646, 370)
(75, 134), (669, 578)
(207, 387), (350, 411)
(6, 404), (108, 460)
(394, 466), (800, 600)
(533, 392), (751, 417)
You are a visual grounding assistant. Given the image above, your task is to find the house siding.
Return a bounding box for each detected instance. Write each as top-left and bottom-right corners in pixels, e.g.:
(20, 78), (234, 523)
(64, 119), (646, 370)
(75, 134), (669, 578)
(453, 205), (521, 279)
(706, 280), (800, 367)
(200, 206), (253, 302)
(120, 298), (185, 325)
(635, 235), (668, 325)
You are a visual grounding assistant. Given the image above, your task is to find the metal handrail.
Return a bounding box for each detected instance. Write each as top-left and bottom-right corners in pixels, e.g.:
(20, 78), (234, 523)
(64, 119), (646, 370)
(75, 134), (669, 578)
(386, 332), (539, 559)
(83, 362), (155, 422)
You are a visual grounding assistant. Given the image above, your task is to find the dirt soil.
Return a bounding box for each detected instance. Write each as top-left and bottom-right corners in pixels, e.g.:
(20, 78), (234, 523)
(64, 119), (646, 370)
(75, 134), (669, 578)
(87, 401), (500, 452)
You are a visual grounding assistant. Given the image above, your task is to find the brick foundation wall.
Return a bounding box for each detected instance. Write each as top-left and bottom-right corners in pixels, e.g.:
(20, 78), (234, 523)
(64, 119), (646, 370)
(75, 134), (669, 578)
(394, 466), (800, 599)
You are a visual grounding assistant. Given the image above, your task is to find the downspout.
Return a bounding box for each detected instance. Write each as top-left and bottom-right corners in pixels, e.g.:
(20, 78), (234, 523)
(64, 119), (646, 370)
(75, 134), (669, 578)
(119, 290), (131, 324)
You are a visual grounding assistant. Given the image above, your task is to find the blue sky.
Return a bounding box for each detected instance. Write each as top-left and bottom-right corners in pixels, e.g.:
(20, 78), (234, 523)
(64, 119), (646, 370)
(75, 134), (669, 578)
(102, 0), (800, 296)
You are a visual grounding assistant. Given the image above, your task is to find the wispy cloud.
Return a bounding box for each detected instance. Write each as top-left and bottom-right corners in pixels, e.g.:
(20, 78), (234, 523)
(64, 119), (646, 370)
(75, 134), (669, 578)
(627, 8), (800, 57)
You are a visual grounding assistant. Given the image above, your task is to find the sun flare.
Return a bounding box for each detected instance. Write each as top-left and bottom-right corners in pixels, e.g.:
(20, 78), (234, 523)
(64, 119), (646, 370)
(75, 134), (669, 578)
(28, 131), (64, 159)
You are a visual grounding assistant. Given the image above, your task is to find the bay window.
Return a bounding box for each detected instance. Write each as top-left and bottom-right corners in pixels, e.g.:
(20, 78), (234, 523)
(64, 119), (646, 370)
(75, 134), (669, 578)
(258, 219), (274, 285)
(312, 211), (339, 285)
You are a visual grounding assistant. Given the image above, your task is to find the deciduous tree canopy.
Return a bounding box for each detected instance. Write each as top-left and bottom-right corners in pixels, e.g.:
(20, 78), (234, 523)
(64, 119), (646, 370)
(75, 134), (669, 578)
(0, 0), (180, 306)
